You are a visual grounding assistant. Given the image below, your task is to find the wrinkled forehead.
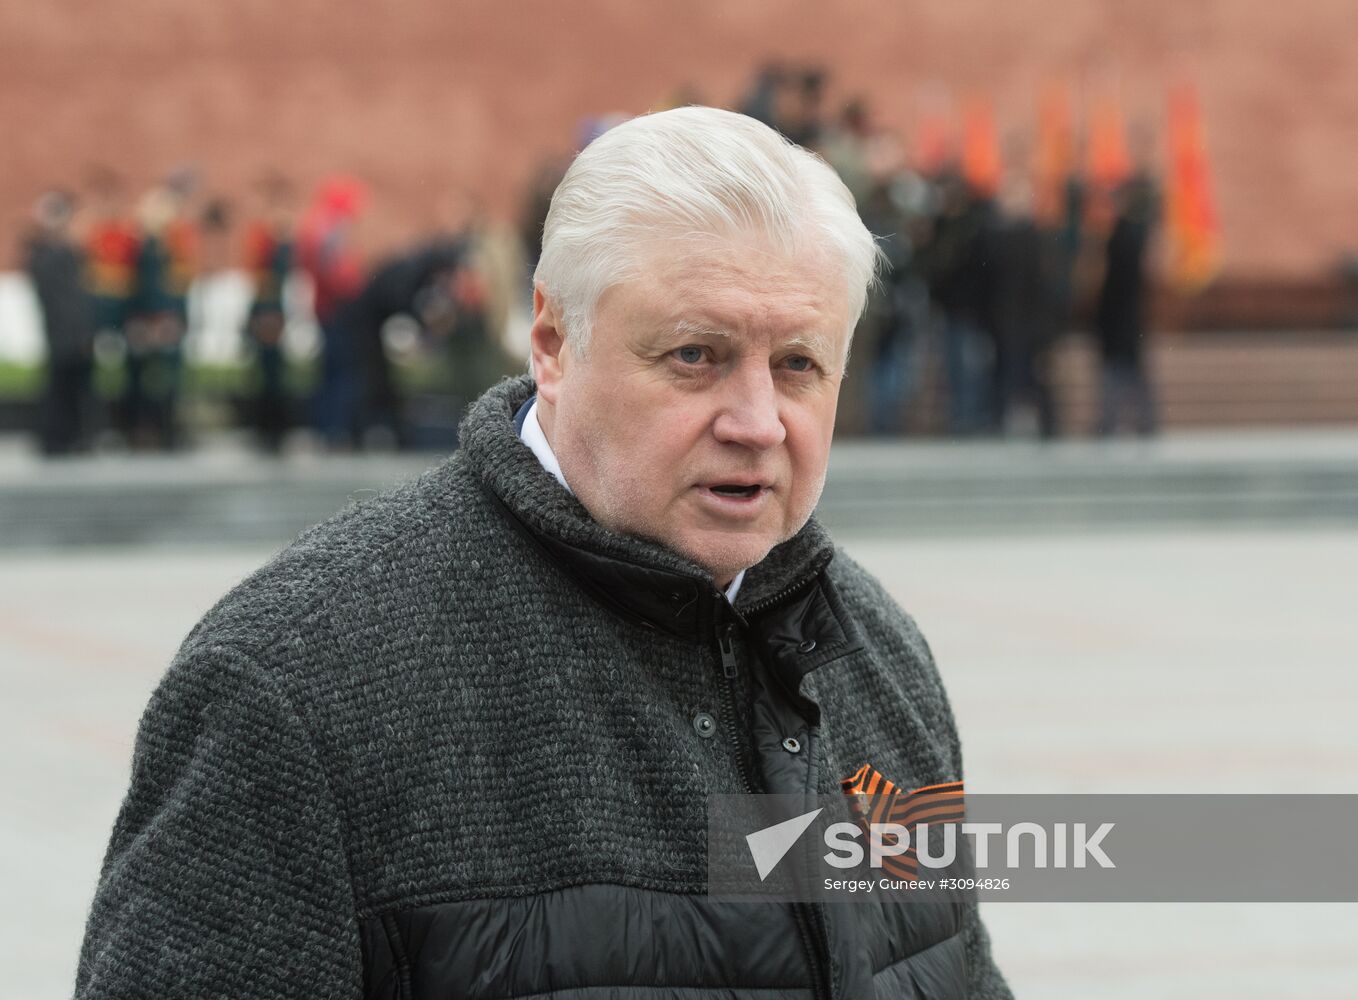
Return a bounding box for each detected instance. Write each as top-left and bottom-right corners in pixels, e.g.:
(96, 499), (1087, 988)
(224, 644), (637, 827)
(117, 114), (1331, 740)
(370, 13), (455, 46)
(627, 232), (856, 348)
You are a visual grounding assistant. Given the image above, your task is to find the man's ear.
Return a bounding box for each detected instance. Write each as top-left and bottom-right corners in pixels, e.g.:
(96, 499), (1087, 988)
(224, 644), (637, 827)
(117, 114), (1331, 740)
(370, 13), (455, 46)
(529, 284), (568, 406)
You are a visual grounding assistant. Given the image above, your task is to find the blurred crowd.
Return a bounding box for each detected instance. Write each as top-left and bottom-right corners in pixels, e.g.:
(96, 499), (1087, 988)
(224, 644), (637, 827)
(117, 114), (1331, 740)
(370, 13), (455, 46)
(21, 65), (1181, 457)
(729, 63), (1163, 440)
(22, 166), (521, 456)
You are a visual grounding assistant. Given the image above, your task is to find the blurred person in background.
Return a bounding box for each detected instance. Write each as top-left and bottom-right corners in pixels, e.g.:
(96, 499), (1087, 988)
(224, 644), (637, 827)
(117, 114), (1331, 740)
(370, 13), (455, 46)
(738, 60), (787, 128)
(241, 173), (297, 453)
(1032, 173), (1084, 438)
(82, 168), (140, 353)
(123, 182), (198, 450)
(818, 97), (875, 208)
(991, 146), (1060, 438)
(434, 243), (519, 434)
(198, 196), (234, 273)
(859, 172), (934, 434)
(928, 167), (1000, 435)
(818, 95), (936, 436)
(1095, 170), (1160, 437)
(775, 66), (827, 149)
(441, 189), (528, 370)
(338, 233), (463, 448)
(24, 190), (97, 456)
(519, 155), (570, 275)
(299, 175), (368, 449)
(350, 204), (521, 449)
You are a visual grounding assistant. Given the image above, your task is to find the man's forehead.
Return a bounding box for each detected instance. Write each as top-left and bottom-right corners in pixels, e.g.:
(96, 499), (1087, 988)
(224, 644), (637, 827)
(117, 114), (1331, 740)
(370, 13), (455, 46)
(654, 235), (829, 284)
(630, 237), (852, 340)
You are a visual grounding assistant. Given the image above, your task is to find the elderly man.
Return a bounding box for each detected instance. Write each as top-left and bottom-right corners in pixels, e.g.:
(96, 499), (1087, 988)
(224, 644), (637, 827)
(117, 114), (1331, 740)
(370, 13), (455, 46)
(76, 107), (1011, 999)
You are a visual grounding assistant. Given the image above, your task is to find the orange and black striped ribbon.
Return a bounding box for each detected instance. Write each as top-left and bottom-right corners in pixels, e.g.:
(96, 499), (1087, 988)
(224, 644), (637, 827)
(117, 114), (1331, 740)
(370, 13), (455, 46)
(840, 764), (965, 880)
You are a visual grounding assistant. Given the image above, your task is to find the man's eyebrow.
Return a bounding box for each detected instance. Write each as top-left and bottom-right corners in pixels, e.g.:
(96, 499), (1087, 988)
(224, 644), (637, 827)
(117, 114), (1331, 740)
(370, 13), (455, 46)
(671, 319), (731, 339)
(784, 332), (835, 359)
(673, 322), (831, 355)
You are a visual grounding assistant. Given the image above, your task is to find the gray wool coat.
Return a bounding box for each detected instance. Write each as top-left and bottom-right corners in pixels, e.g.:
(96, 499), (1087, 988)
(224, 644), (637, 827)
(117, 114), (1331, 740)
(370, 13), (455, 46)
(75, 374), (1012, 999)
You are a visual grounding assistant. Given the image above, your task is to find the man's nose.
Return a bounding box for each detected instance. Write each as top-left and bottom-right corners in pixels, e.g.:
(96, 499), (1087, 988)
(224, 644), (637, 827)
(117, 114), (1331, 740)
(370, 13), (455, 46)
(711, 363), (787, 450)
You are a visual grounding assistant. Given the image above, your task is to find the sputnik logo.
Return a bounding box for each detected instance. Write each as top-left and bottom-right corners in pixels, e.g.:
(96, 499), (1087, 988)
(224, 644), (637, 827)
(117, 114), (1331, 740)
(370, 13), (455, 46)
(745, 808), (824, 881)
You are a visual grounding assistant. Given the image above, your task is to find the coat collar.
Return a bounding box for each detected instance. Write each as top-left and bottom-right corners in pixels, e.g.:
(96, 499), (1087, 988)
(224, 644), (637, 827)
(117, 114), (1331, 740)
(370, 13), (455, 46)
(458, 375), (838, 639)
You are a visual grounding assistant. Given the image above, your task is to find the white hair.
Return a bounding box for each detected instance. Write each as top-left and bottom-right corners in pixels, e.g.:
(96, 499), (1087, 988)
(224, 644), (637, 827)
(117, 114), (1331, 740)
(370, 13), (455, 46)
(532, 106), (882, 370)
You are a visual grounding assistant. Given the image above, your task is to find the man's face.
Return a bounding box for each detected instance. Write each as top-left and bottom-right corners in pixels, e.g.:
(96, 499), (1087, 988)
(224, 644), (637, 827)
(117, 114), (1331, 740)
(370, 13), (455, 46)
(532, 233), (852, 588)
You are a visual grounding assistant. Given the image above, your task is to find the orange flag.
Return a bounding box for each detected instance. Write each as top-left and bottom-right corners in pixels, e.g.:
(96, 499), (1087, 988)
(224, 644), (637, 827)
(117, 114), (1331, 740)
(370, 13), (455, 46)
(1083, 92), (1133, 232)
(1034, 81), (1076, 225)
(1166, 81), (1221, 292)
(1086, 94), (1132, 193)
(912, 106), (954, 176)
(960, 98), (1001, 197)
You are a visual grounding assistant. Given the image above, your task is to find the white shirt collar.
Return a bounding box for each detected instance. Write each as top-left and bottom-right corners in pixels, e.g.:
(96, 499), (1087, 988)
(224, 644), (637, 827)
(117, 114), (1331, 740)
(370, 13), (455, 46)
(519, 397), (746, 605)
(519, 397), (571, 495)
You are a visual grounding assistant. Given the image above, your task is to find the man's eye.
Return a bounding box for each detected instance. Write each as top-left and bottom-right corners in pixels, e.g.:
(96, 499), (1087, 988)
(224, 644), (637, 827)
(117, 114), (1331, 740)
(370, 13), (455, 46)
(785, 355), (815, 372)
(675, 345), (705, 364)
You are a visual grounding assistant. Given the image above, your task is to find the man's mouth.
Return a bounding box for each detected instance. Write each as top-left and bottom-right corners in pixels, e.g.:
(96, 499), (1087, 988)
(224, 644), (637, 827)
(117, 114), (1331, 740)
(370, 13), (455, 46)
(695, 481), (772, 518)
(708, 483), (763, 498)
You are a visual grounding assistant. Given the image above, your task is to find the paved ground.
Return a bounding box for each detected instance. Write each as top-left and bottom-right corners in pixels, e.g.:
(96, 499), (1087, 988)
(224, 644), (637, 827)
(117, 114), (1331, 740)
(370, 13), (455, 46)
(3, 529), (1356, 998)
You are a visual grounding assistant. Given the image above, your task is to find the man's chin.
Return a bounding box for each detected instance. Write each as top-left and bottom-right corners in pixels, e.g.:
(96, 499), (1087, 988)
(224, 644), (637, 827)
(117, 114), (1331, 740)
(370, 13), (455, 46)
(612, 518), (778, 589)
(677, 534), (778, 590)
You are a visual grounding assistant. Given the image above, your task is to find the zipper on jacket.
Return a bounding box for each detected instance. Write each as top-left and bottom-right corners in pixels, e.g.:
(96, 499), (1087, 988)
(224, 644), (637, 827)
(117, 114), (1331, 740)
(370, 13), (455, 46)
(741, 577), (815, 621)
(718, 626), (739, 680)
(715, 621), (756, 795)
(714, 617), (831, 1000)
(800, 727), (834, 999)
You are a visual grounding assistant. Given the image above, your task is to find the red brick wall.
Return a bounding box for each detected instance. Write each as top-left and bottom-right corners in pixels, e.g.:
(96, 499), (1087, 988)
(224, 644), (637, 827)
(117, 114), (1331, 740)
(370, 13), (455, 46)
(2, 0), (1354, 278)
